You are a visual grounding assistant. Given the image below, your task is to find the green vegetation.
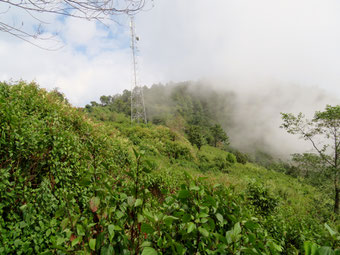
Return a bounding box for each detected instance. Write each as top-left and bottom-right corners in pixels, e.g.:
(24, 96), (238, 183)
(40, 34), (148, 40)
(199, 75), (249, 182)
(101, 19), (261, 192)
(1, 81), (339, 254)
(281, 105), (340, 213)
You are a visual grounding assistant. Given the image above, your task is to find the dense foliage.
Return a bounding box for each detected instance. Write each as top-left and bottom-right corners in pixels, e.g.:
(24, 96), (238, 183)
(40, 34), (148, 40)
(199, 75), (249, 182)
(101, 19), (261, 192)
(85, 82), (230, 150)
(0, 81), (339, 254)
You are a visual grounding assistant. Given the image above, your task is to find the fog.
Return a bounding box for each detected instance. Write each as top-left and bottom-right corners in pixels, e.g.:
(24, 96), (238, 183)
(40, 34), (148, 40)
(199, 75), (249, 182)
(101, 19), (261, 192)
(144, 79), (340, 158)
(136, 0), (340, 158)
(211, 80), (339, 158)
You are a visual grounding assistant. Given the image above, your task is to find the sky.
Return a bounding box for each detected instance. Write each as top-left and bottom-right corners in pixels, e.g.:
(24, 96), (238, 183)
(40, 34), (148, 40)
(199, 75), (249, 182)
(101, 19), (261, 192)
(1, 0), (340, 106)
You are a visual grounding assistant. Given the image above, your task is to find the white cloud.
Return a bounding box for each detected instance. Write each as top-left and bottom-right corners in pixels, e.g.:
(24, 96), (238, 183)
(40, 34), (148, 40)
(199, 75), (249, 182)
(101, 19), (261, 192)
(0, 0), (340, 106)
(138, 0), (340, 96)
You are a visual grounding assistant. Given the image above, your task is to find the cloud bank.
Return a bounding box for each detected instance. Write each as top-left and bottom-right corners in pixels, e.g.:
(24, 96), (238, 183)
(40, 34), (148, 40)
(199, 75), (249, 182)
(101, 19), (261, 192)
(1, 0), (340, 106)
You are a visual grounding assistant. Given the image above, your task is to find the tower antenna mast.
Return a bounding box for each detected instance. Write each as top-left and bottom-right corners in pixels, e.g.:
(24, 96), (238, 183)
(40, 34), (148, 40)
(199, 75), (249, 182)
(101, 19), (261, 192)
(129, 15), (147, 123)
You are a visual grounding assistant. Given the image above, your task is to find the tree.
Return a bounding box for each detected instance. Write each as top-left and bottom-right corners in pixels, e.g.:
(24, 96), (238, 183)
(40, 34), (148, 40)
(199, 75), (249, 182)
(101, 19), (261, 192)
(210, 124), (229, 147)
(185, 125), (204, 150)
(100, 95), (112, 106)
(0, 0), (148, 48)
(281, 105), (340, 213)
(291, 153), (325, 178)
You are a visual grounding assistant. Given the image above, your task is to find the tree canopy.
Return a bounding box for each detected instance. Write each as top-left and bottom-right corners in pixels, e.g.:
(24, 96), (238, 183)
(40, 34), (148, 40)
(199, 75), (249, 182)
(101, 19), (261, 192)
(281, 105), (340, 213)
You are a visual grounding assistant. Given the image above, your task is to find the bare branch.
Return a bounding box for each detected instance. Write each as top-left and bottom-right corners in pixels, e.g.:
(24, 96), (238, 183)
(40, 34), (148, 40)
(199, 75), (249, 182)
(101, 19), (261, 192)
(0, 0), (150, 49)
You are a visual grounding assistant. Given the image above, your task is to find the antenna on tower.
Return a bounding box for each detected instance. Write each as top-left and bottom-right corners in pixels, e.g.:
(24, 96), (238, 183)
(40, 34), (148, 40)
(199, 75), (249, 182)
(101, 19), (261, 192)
(129, 15), (147, 124)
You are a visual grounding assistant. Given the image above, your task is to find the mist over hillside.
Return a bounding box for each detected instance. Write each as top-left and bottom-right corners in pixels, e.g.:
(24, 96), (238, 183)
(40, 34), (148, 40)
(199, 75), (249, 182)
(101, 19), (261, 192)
(143, 79), (340, 159)
(218, 81), (340, 158)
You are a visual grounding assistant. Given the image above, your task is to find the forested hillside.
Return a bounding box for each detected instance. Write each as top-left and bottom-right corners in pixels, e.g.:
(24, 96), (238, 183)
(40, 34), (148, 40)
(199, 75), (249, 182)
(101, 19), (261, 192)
(85, 81), (290, 168)
(1, 81), (339, 254)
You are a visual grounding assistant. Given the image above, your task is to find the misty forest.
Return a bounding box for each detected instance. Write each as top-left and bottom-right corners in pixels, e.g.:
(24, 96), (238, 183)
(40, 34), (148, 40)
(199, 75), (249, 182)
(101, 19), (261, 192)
(1, 1), (340, 255)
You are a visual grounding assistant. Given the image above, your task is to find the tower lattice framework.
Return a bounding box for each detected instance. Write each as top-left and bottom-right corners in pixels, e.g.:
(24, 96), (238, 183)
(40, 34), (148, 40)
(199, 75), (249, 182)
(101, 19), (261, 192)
(129, 15), (147, 123)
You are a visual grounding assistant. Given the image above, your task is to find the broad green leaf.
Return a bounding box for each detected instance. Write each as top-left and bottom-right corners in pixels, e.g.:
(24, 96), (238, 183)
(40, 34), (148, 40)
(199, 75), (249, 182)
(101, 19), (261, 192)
(127, 196), (135, 207)
(135, 198), (143, 207)
(19, 204), (27, 211)
(141, 247), (158, 255)
(14, 239), (22, 247)
(164, 215), (178, 226)
(226, 230), (232, 244)
(113, 225), (122, 231)
(141, 241), (152, 247)
(56, 237), (65, 246)
(89, 239), (96, 251)
(268, 241), (282, 252)
(141, 223), (155, 234)
(60, 218), (69, 230)
(101, 245), (114, 255)
(54, 208), (64, 218)
(198, 227), (209, 237)
(182, 213), (191, 223)
(71, 236), (82, 247)
(233, 222), (241, 236)
(317, 247), (335, 255)
(216, 213), (223, 224)
(116, 210), (124, 219)
(198, 212), (209, 218)
(138, 213), (144, 223)
(178, 190), (190, 199)
(76, 224), (85, 236)
(304, 241), (319, 255)
(108, 225), (114, 237)
(187, 222), (196, 233)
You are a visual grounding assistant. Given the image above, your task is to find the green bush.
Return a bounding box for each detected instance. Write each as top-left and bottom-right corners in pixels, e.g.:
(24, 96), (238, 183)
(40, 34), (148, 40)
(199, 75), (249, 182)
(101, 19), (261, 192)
(246, 182), (279, 216)
(226, 152), (237, 164)
(0, 81), (131, 253)
(234, 151), (248, 164)
(163, 140), (192, 161)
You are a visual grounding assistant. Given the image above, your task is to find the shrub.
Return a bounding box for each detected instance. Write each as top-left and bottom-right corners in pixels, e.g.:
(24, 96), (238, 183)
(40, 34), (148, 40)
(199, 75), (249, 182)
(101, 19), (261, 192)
(235, 151), (248, 164)
(226, 153), (237, 164)
(246, 182), (279, 216)
(164, 140), (192, 161)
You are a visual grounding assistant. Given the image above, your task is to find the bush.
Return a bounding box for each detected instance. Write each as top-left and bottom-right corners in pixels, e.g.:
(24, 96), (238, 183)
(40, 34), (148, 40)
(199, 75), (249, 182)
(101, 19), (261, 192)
(164, 140), (192, 161)
(226, 153), (237, 164)
(0, 81), (131, 253)
(234, 151), (248, 164)
(246, 182), (279, 216)
(198, 154), (231, 172)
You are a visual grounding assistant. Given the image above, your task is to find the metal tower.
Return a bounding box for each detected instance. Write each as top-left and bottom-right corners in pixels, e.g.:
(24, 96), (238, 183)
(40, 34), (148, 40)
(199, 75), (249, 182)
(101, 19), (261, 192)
(129, 15), (147, 123)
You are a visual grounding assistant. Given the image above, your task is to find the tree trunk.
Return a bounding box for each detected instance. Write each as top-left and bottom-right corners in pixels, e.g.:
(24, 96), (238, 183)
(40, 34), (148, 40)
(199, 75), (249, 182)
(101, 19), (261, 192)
(334, 176), (339, 214)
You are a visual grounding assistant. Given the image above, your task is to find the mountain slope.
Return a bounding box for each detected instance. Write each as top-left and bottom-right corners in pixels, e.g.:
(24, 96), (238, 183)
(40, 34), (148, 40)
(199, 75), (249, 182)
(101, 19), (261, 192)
(0, 81), (338, 254)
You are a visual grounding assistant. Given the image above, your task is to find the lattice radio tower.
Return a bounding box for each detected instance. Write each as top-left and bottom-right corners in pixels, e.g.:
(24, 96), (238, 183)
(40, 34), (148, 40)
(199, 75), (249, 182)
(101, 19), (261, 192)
(129, 15), (147, 123)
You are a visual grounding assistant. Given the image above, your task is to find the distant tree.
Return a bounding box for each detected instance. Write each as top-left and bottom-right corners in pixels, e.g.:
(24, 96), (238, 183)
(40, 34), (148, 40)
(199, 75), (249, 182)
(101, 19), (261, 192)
(90, 101), (99, 107)
(185, 125), (204, 150)
(291, 153), (325, 178)
(100, 95), (112, 106)
(191, 100), (205, 126)
(233, 151), (248, 165)
(210, 124), (229, 147)
(281, 105), (340, 213)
